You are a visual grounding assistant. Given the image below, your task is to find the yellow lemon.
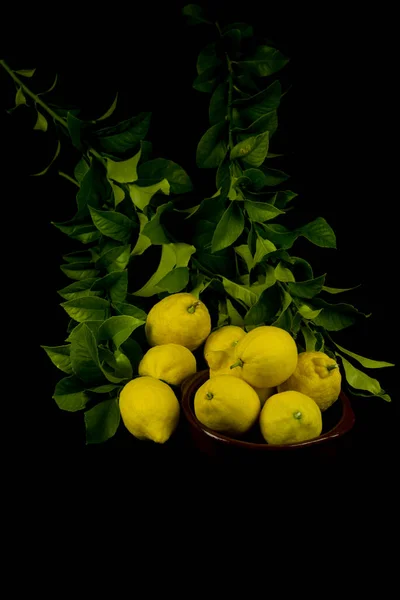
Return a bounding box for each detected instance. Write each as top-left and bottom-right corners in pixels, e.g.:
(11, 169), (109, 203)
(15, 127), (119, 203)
(252, 386), (276, 407)
(230, 325), (298, 388)
(204, 325), (246, 378)
(145, 292), (211, 351)
(119, 376), (180, 443)
(260, 390), (322, 445)
(194, 374), (261, 436)
(138, 343), (196, 386)
(278, 351), (341, 411)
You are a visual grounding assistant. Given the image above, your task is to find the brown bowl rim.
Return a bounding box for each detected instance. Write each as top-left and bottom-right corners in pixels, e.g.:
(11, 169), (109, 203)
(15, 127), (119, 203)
(180, 370), (355, 451)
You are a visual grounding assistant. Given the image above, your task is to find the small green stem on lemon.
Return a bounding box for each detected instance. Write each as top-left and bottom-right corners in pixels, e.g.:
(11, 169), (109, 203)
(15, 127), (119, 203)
(206, 392), (214, 400)
(327, 364), (338, 372)
(230, 359), (244, 370)
(293, 411), (302, 420)
(187, 302), (200, 314)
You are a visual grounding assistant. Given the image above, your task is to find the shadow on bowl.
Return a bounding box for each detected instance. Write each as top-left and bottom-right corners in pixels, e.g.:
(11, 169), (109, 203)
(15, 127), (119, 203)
(180, 370), (356, 466)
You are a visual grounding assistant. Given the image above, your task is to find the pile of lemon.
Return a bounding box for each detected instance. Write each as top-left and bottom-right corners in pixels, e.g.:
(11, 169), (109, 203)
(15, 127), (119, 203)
(119, 292), (341, 445)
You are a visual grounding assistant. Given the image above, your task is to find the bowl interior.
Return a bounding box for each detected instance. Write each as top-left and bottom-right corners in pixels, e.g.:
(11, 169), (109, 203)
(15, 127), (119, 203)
(181, 370), (355, 451)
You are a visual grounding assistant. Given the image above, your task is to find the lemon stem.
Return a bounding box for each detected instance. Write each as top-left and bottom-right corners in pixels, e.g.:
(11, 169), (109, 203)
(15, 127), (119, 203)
(293, 411), (302, 420)
(327, 364), (338, 372)
(187, 302), (200, 314)
(206, 392), (214, 400)
(230, 359), (244, 369)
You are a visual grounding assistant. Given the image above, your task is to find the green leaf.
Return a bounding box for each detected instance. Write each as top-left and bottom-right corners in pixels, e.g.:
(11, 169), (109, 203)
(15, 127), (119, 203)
(244, 200), (284, 222)
(233, 80), (281, 121)
(136, 159), (193, 194)
(301, 326), (318, 352)
(287, 274), (326, 299)
(182, 3), (211, 25)
(96, 244), (131, 271)
(259, 167), (289, 186)
(232, 132), (270, 168)
(196, 42), (220, 75)
(76, 160), (112, 217)
(322, 285), (360, 294)
(238, 45), (289, 77)
(193, 66), (220, 93)
(244, 284), (281, 328)
(93, 112), (151, 155)
(133, 243), (176, 297)
(234, 111), (278, 139)
(74, 158), (90, 183)
(339, 355), (388, 398)
(226, 298), (245, 326)
(33, 110), (48, 132)
(196, 121), (227, 168)
(333, 343), (394, 369)
(53, 375), (89, 412)
(211, 202), (244, 253)
(58, 278), (100, 300)
(70, 324), (104, 383)
(120, 338), (143, 373)
(15, 87), (27, 106)
(15, 68), (36, 77)
(141, 201), (173, 244)
(67, 112), (86, 150)
(235, 245), (253, 272)
(111, 182), (125, 206)
(158, 266), (190, 293)
(222, 22), (253, 39)
(275, 262), (295, 282)
(113, 303), (147, 321)
(312, 299), (367, 331)
(261, 217), (336, 250)
(253, 235), (277, 267)
(240, 168), (266, 191)
(96, 92), (118, 121)
(91, 270), (128, 304)
(85, 398), (120, 444)
(129, 179), (170, 211)
(273, 190), (298, 209)
(66, 321), (102, 343)
(209, 82), (227, 125)
(89, 206), (135, 243)
(60, 262), (98, 281)
(222, 277), (259, 308)
(63, 250), (92, 264)
(61, 296), (110, 323)
(106, 148), (141, 183)
(38, 73), (58, 95)
(41, 345), (73, 374)
(98, 315), (145, 348)
(297, 304), (323, 320)
(32, 140), (60, 176)
(88, 384), (121, 394)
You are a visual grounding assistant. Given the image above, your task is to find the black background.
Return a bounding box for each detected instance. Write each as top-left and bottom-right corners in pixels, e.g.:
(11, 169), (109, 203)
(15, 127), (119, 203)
(1, 0), (397, 475)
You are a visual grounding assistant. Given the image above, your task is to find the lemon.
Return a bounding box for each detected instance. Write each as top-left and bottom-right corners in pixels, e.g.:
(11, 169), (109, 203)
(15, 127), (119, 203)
(204, 325), (246, 378)
(145, 292), (211, 351)
(194, 374), (261, 436)
(252, 386), (276, 407)
(278, 351), (341, 411)
(138, 343), (197, 386)
(119, 376), (180, 443)
(260, 390), (322, 445)
(230, 326), (298, 388)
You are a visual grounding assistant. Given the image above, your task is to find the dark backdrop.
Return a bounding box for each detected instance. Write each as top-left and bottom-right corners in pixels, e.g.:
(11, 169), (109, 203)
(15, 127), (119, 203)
(1, 1), (397, 470)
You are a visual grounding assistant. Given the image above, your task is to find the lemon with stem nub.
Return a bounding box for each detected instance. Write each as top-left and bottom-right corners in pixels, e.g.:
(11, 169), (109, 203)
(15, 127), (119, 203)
(230, 326), (298, 388)
(194, 374), (261, 436)
(145, 292), (211, 351)
(260, 390), (322, 445)
(204, 325), (247, 378)
(278, 351), (341, 411)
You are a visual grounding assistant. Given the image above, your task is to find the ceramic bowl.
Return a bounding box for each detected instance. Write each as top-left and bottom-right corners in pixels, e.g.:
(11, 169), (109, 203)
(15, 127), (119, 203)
(180, 370), (355, 463)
